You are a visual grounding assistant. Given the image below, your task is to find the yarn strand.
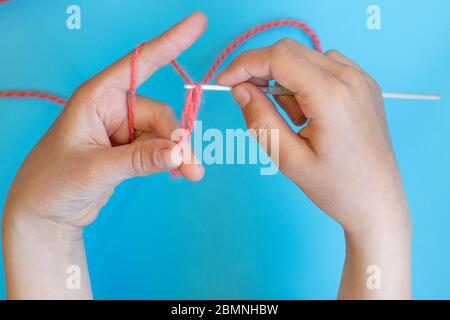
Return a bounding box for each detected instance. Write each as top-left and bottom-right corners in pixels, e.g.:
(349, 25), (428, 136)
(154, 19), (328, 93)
(202, 20), (322, 84)
(127, 42), (145, 142)
(160, 19), (322, 139)
(0, 91), (66, 105)
(0, 18), (322, 145)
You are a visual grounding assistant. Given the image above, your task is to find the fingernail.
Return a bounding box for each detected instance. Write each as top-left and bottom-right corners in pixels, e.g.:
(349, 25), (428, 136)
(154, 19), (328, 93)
(232, 86), (250, 108)
(215, 72), (226, 85)
(156, 146), (182, 169)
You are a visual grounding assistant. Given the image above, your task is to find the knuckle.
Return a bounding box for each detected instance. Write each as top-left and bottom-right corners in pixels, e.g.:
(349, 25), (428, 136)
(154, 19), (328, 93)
(75, 80), (92, 94)
(366, 74), (382, 94)
(337, 66), (366, 87)
(327, 78), (351, 100)
(141, 54), (158, 71)
(246, 111), (270, 132)
(143, 42), (170, 71)
(160, 102), (176, 118)
(337, 66), (358, 80)
(163, 37), (185, 58)
(230, 50), (249, 65)
(71, 80), (96, 103)
(131, 146), (154, 176)
(325, 49), (342, 58)
(71, 80), (118, 110)
(277, 37), (297, 48)
(141, 47), (161, 71)
(271, 38), (297, 58)
(148, 40), (182, 70)
(373, 81), (382, 96)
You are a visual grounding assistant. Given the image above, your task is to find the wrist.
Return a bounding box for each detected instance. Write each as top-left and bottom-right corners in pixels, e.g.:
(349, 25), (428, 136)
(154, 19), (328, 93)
(342, 186), (412, 241)
(3, 207), (84, 255)
(340, 211), (412, 299)
(2, 208), (91, 299)
(343, 208), (412, 265)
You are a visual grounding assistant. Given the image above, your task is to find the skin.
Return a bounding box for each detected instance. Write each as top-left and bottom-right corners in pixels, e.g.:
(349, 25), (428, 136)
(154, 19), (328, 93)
(2, 13), (411, 299)
(2, 12), (207, 300)
(216, 39), (411, 299)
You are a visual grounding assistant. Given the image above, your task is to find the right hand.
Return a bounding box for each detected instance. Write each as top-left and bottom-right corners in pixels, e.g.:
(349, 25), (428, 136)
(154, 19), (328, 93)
(216, 39), (410, 235)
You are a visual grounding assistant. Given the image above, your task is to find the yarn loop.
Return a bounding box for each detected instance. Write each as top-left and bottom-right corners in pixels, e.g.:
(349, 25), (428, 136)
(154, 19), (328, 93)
(180, 83), (203, 134)
(129, 19), (322, 143)
(0, 19), (322, 147)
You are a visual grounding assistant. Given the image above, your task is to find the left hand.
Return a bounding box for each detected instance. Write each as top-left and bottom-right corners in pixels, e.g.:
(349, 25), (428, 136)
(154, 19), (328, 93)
(3, 13), (207, 299)
(4, 12), (207, 228)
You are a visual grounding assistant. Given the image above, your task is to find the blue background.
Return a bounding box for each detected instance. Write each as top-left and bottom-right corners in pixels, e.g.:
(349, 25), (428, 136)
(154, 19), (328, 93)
(0, 0), (449, 299)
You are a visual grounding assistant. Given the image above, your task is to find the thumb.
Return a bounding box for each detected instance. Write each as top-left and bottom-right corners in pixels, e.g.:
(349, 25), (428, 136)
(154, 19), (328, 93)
(231, 82), (312, 177)
(91, 139), (183, 185)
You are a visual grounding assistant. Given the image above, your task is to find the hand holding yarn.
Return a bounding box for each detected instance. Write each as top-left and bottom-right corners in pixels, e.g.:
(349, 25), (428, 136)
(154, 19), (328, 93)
(129, 19), (322, 142)
(4, 13), (206, 228)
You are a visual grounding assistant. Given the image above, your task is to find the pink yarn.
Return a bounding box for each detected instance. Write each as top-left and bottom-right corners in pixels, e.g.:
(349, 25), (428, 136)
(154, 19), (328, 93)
(162, 19), (321, 177)
(133, 19), (323, 143)
(0, 18), (322, 147)
(0, 91), (66, 105)
(127, 42), (144, 142)
(0, 16), (322, 178)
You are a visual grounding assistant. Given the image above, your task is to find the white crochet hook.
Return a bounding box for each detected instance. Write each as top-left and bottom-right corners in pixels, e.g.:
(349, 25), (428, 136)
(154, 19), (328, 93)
(184, 84), (442, 101)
